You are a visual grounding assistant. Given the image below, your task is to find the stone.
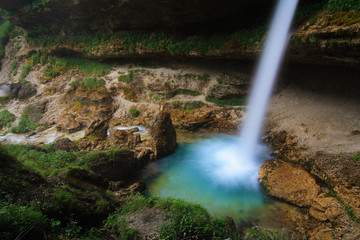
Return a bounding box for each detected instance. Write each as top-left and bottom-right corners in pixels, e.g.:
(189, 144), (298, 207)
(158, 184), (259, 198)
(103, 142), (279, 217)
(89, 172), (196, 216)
(88, 149), (141, 182)
(150, 112), (177, 159)
(65, 167), (108, 188)
(108, 129), (141, 148)
(54, 138), (78, 152)
(259, 159), (320, 207)
(18, 85), (37, 99)
(84, 119), (108, 139)
(57, 115), (81, 132)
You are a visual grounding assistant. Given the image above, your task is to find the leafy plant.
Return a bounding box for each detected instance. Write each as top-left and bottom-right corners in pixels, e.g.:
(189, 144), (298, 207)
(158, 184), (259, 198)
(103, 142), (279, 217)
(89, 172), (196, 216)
(129, 108), (140, 117)
(43, 64), (60, 79)
(354, 153), (360, 161)
(327, 0), (360, 12)
(0, 110), (15, 129)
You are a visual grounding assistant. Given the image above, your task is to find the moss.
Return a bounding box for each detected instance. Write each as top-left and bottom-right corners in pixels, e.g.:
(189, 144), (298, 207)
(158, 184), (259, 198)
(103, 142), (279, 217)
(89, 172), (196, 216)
(206, 97), (246, 106)
(54, 57), (112, 76)
(123, 87), (137, 102)
(10, 61), (17, 76)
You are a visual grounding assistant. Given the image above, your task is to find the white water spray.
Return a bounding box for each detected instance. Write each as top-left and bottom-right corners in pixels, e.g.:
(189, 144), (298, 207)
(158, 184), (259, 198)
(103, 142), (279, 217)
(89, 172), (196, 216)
(208, 0), (298, 188)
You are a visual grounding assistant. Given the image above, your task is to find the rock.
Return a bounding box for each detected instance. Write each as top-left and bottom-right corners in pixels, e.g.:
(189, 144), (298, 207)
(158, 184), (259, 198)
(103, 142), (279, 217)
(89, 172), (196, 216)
(108, 129), (141, 148)
(57, 115), (81, 132)
(65, 167), (108, 188)
(259, 159), (320, 207)
(54, 138), (78, 152)
(309, 197), (344, 222)
(180, 118), (211, 131)
(109, 181), (125, 191)
(84, 119), (108, 139)
(24, 102), (46, 123)
(87, 149), (143, 182)
(9, 82), (37, 99)
(150, 112), (177, 159)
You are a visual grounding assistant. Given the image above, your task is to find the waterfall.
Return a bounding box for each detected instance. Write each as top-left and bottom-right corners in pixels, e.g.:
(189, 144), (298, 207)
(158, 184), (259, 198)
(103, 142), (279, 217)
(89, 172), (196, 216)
(239, 0), (298, 153)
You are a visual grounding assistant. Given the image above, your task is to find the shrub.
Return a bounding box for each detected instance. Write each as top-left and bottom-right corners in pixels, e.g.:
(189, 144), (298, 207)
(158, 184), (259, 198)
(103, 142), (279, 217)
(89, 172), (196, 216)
(43, 65), (60, 79)
(129, 108), (140, 117)
(0, 110), (15, 129)
(10, 114), (39, 133)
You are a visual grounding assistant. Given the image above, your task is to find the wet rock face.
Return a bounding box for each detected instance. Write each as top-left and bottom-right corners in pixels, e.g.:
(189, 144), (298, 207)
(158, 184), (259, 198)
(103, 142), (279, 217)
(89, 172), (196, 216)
(3, 0), (273, 37)
(259, 159), (320, 207)
(150, 112), (177, 159)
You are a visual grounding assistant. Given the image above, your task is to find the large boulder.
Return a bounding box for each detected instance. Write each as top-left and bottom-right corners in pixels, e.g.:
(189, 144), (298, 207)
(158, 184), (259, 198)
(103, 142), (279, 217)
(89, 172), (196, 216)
(9, 82), (37, 99)
(84, 118), (108, 139)
(108, 128), (141, 148)
(259, 159), (320, 207)
(87, 149), (144, 182)
(150, 112), (177, 159)
(57, 115), (82, 133)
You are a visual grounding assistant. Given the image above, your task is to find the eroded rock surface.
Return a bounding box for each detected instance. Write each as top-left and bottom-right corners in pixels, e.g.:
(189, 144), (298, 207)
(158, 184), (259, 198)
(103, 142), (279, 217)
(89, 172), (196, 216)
(150, 112), (177, 159)
(259, 159), (320, 207)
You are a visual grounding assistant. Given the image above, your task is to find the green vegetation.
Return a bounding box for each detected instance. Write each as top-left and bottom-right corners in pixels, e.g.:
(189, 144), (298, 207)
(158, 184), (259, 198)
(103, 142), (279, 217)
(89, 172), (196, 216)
(176, 89), (201, 96)
(327, 0), (360, 12)
(54, 57), (112, 76)
(0, 201), (49, 240)
(10, 114), (39, 134)
(148, 92), (172, 102)
(18, 65), (31, 84)
(105, 195), (229, 240)
(118, 71), (134, 83)
(24, 0), (53, 12)
(231, 25), (267, 48)
(172, 101), (183, 108)
(245, 226), (299, 240)
(10, 61), (17, 75)
(0, 110), (15, 129)
(70, 77), (105, 90)
(206, 97), (246, 106)
(0, 21), (13, 58)
(43, 64), (61, 79)
(354, 153), (360, 161)
(129, 108), (140, 117)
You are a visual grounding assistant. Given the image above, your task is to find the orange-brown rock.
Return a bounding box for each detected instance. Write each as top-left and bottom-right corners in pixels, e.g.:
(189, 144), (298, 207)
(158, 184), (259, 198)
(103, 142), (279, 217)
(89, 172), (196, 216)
(259, 159), (320, 207)
(57, 115), (81, 132)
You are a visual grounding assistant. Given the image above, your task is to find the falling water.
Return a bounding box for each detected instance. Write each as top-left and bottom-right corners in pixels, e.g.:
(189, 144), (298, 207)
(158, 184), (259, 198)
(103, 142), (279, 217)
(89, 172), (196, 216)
(148, 0), (299, 219)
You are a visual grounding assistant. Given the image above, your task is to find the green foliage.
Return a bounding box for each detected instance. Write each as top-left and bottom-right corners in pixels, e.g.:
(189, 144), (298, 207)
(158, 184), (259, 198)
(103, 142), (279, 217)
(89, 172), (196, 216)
(105, 214), (141, 240)
(71, 77), (105, 90)
(10, 114), (39, 134)
(206, 97), (246, 106)
(197, 73), (210, 81)
(118, 71), (134, 83)
(308, 35), (318, 43)
(129, 108), (140, 117)
(44, 64), (60, 79)
(54, 57), (112, 76)
(327, 0), (360, 12)
(231, 25), (267, 48)
(18, 65), (31, 84)
(172, 101), (183, 108)
(245, 226), (299, 240)
(0, 21), (13, 58)
(0, 109), (15, 129)
(10, 60), (17, 75)
(0, 201), (49, 240)
(29, 51), (41, 66)
(354, 153), (360, 161)
(79, 77), (105, 90)
(24, 0), (53, 12)
(176, 89), (200, 96)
